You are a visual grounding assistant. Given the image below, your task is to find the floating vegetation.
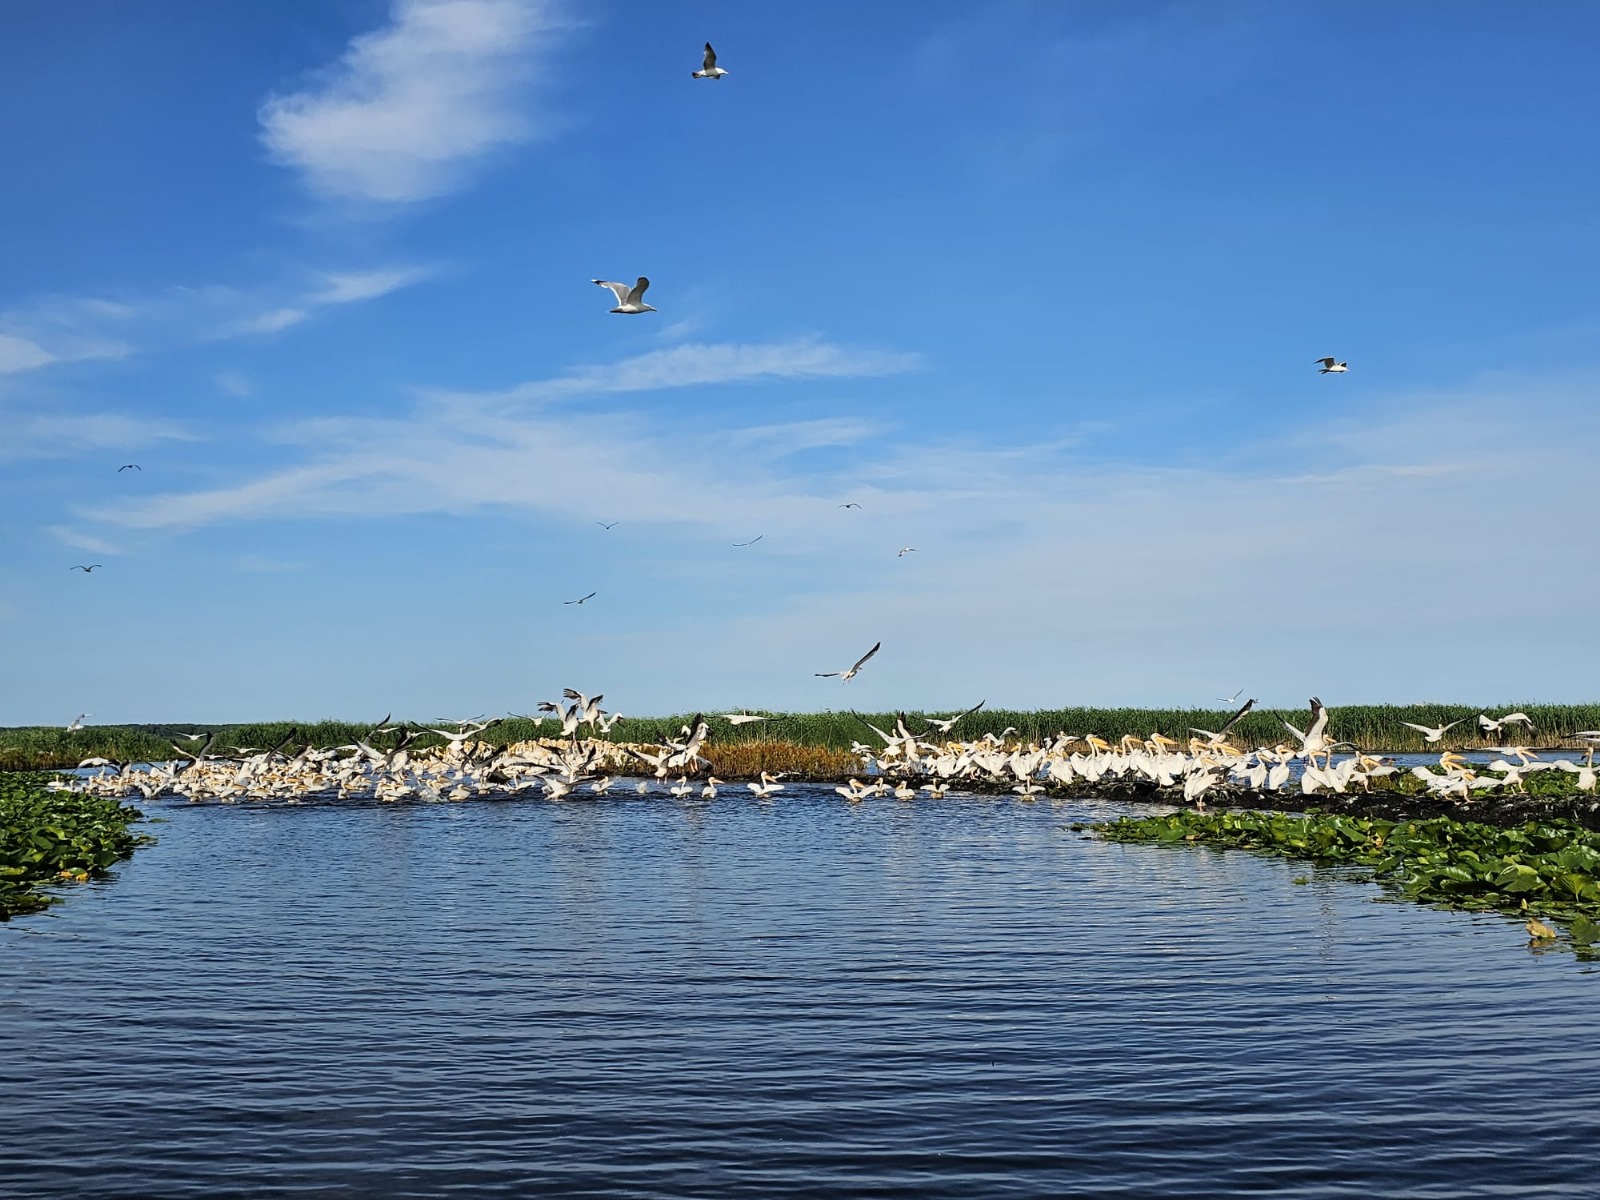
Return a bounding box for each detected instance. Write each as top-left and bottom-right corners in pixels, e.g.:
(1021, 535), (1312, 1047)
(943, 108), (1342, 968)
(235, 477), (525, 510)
(1094, 808), (1600, 955)
(0, 772), (153, 919)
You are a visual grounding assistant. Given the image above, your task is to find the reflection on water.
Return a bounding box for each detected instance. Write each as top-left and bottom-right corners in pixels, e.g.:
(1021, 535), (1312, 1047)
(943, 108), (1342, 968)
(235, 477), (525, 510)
(3, 788), (1596, 1198)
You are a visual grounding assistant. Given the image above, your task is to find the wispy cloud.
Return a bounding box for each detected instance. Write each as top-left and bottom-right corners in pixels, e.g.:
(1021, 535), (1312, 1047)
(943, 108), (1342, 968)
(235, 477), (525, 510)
(258, 0), (564, 205)
(0, 334), (57, 375)
(2, 263), (436, 360)
(0, 412), (198, 461)
(48, 526), (127, 557)
(455, 338), (923, 405)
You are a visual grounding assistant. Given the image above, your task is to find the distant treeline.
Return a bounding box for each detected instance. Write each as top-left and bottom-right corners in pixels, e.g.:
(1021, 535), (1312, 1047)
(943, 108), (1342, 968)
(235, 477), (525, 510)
(2, 704), (1597, 771)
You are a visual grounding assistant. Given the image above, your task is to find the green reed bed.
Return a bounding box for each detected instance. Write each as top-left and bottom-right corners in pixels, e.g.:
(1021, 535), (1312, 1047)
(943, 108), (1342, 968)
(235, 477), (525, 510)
(1, 772), (153, 919)
(1094, 808), (1600, 954)
(6, 704), (1600, 771)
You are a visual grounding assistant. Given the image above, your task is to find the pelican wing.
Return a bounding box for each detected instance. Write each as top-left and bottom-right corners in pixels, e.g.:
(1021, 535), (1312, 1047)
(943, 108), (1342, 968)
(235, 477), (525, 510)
(1399, 722), (1433, 736)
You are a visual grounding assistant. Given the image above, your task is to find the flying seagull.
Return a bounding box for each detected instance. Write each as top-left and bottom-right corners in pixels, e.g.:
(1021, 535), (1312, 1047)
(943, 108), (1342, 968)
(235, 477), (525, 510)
(816, 641), (881, 682)
(924, 699), (986, 735)
(733, 535), (764, 547)
(118, 463), (141, 471)
(838, 502), (862, 509)
(596, 521), (619, 530)
(897, 547), (918, 557)
(692, 42), (728, 79)
(70, 564), (103, 573)
(1217, 689), (1243, 704)
(720, 713), (770, 725)
(564, 592), (597, 605)
(66, 713), (91, 731)
(592, 277), (656, 314)
(1400, 719), (1462, 744)
(1315, 357), (1349, 374)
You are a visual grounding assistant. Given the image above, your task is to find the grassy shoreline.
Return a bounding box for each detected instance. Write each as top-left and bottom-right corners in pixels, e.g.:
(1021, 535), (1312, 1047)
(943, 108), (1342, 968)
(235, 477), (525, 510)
(4, 703), (1598, 770)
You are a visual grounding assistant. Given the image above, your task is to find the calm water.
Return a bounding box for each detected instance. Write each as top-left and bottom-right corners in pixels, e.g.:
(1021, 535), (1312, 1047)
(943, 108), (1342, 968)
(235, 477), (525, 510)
(3, 787), (1596, 1198)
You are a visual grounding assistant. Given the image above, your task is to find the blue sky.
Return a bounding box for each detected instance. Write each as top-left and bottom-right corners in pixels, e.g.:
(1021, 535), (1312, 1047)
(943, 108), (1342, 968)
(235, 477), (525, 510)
(4, 0), (1600, 725)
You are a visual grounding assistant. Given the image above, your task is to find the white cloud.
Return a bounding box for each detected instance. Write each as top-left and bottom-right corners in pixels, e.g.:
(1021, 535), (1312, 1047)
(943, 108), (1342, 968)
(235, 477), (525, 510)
(0, 412), (198, 461)
(456, 338), (923, 405)
(235, 307), (311, 335)
(308, 266), (435, 305)
(48, 526), (127, 557)
(0, 334), (56, 375)
(258, 0), (562, 204)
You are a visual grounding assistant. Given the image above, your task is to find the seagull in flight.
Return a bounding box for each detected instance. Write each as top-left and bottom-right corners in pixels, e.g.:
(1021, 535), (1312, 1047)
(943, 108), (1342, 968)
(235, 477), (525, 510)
(1315, 357), (1349, 374)
(596, 521), (619, 530)
(924, 700), (985, 735)
(70, 564), (103, 573)
(1217, 689), (1243, 704)
(1400, 719), (1463, 744)
(816, 641), (881, 682)
(720, 713), (770, 725)
(838, 502), (862, 509)
(897, 547), (918, 557)
(592, 277), (656, 314)
(692, 42), (728, 79)
(564, 592), (597, 605)
(118, 463), (141, 471)
(733, 535), (763, 547)
(66, 713), (91, 731)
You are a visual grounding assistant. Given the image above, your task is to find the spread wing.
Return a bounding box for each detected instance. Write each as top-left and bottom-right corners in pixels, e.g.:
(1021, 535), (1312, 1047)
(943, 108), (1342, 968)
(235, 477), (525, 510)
(1315, 357), (1336, 367)
(626, 276), (650, 304)
(851, 641), (882, 673)
(1399, 722), (1431, 735)
(703, 43), (717, 70)
(1218, 698), (1255, 736)
(593, 279), (631, 304)
(815, 671), (841, 678)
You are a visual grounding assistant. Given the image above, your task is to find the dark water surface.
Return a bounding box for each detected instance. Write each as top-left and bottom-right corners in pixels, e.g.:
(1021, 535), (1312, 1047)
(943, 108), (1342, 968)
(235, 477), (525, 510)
(3, 789), (1596, 1198)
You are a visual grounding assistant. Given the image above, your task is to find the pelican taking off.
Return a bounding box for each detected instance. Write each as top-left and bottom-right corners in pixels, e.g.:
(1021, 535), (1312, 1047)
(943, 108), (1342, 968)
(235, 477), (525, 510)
(816, 641), (881, 682)
(1400, 719), (1463, 744)
(692, 43), (728, 79)
(1315, 357), (1349, 374)
(592, 277), (656, 314)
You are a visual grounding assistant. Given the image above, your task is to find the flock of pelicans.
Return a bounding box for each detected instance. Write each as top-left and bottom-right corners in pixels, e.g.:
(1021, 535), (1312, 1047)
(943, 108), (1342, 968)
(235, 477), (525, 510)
(56, 692), (1600, 808)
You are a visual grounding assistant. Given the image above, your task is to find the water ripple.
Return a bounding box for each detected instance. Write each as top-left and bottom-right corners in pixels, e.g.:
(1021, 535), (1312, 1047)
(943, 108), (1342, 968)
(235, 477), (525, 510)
(3, 789), (1597, 1198)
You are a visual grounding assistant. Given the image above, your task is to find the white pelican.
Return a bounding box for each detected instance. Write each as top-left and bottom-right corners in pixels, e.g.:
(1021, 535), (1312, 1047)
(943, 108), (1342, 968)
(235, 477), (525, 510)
(816, 641), (881, 682)
(700, 776), (723, 799)
(748, 771), (784, 799)
(924, 700), (985, 735)
(1315, 357), (1349, 373)
(720, 713), (770, 725)
(592, 277), (656, 314)
(564, 592), (597, 605)
(1479, 711), (1533, 737)
(1400, 719), (1462, 744)
(692, 42), (728, 79)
